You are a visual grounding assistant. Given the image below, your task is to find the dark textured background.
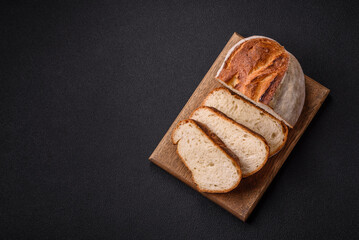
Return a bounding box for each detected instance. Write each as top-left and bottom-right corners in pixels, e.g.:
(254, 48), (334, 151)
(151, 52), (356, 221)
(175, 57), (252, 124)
(1, 0), (359, 239)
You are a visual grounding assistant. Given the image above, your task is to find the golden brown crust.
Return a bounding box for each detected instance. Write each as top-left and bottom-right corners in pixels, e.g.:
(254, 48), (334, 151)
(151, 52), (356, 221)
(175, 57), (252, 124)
(217, 38), (289, 104)
(190, 106), (270, 178)
(202, 87), (288, 156)
(172, 119), (242, 193)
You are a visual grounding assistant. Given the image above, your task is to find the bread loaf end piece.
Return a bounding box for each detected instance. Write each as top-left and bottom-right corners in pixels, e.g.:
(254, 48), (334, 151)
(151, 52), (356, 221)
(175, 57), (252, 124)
(216, 36), (305, 128)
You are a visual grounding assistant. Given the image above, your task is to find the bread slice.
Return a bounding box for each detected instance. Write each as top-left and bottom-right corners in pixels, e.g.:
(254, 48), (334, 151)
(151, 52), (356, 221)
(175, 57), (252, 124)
(172, 119), (242, 193)
(202, 87), (288, 156)
(190, 107), (269, 177)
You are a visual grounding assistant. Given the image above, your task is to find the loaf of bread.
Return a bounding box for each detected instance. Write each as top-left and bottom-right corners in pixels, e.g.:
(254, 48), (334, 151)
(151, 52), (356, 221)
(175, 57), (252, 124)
(203, 88), (287, 156)
(171, 119), (242, 193)
(190, 107), (269, 177)
(216, 36), (305, 128)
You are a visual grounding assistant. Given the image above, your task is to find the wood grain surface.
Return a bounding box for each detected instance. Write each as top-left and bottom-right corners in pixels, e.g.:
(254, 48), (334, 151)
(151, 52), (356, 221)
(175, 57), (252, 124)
(149, 33), (330, 221)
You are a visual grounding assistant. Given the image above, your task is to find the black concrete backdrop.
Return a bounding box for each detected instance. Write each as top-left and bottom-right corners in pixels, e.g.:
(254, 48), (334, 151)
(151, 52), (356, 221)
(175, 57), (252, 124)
(1, 0), (359, 239)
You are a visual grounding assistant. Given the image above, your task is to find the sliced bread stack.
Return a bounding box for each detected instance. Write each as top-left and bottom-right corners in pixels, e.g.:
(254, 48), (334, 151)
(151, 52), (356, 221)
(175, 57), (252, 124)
(172, 89), (288, 193)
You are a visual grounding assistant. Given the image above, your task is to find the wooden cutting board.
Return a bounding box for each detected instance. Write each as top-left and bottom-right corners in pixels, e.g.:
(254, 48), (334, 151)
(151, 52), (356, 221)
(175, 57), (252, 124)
(149, 32), (330, 221)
